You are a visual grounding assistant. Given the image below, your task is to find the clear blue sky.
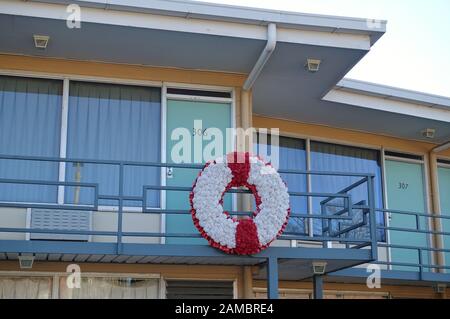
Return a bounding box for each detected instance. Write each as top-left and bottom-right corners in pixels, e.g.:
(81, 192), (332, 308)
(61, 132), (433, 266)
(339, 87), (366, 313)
(194, 0), (450, 97)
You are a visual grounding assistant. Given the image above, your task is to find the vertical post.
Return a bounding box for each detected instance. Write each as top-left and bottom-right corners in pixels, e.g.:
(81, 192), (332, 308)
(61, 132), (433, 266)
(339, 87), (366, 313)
(266, 257), (279, 299)
(429, 152), (444, 273)
(57, 78), (70, 205)
(368, 176), (378, 261)
(239, 89), (253, 215)
(313, 275), (323, 299)
(418, 248), (423, 279)
(306, 139), (314, 239)
(243, 266), (254, 299)
(321, 204), (326, 248)
(117, 163), (124, 254)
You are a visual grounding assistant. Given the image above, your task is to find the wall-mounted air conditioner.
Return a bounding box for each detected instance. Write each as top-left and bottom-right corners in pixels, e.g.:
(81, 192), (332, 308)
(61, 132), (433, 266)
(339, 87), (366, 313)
(30, 208), (92, 241)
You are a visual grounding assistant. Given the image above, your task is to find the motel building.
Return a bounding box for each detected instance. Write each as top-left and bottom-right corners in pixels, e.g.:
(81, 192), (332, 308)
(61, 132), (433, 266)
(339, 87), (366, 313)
(0, 0), (450, 300)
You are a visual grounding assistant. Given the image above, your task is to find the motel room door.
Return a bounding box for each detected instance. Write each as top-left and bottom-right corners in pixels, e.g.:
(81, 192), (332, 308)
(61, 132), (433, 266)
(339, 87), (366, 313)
(165, 97), (232, 244)
(437, 162), (450, 273)
(385, 157), (430, 271)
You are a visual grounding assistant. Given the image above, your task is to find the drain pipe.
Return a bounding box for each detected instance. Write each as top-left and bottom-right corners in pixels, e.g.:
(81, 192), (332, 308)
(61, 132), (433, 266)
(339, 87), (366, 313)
(243, 23), (277, 91)
(239, 23), (277, 215)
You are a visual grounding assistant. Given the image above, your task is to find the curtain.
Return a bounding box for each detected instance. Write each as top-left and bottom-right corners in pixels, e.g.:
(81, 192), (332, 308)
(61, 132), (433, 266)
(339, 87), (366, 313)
(310, 141), (384, 240)
(0, 277), (52, 299)
(257, 135), (308, 234)
(65, 81), (161, 207)
(59, 277), (159, 299)
(0, 76), (62, 203)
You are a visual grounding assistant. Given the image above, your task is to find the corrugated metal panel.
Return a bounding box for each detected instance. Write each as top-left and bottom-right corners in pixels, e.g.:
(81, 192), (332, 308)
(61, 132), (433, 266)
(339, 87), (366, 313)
(152, 256), (171, 264)
(30, 208), (91, 241)
(112, 255), (130, 263)
(125, 256), (145, 263)
(48, 254), (62, 261)
(86, 255), (104, 262)
(6, 253), (18, 260)
(35, 253), (48, 261)
(99, 255), (117, 263)
(61, 254), (76, 262)
(166, 280), (234, 299)
(137, 256), (160, 263)
(74, 254), (90, 262)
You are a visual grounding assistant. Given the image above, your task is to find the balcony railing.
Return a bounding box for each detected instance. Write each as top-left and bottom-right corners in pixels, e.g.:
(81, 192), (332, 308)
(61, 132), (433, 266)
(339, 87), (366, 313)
(0, 154), (448, 281)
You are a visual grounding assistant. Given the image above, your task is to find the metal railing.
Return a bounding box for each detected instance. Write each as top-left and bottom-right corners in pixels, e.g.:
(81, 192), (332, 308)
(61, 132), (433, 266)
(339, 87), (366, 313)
(0, 154), (379, 254)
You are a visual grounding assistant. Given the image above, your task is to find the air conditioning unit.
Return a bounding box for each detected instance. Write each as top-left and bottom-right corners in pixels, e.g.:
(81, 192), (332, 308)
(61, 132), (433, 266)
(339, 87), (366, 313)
(30, 208), (92, 241)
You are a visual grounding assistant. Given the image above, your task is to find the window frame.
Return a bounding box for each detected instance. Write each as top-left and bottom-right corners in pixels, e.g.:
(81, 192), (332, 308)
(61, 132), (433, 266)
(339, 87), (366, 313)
(255, 129), (387, 245)
(0, 271), (162, 299)
(0, 70), (237, 216)
(0, 70), (164, 212)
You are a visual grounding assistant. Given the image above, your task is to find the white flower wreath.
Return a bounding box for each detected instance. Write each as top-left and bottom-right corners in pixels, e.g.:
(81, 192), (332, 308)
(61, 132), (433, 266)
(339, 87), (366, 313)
(190, 152), (290, 255)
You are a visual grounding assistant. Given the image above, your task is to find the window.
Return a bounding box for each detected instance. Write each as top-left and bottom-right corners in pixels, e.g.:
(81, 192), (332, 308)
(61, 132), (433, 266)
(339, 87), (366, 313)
(0, 76), (162, 208)
(0, 76), (62, 203)
(255, 133), (385, 240)
(165, 280), (234, 299)
(0, 276), (52, 299)
(59, 276), (160, 299)
(255, 134), (308, 235)
(65, 81), (161, 207)
(310, 141), (384, 240)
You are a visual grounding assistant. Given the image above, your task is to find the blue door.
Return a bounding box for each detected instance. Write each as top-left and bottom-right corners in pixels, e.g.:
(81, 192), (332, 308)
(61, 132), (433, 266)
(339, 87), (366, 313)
(385, 159), (429, 271)
(165, 99), (232, 244)
(438, 165), (450, 273)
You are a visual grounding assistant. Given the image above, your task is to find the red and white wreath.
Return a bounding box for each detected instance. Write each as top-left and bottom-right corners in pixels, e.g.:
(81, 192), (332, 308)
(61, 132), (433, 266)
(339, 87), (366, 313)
(189, 152), (290, 255)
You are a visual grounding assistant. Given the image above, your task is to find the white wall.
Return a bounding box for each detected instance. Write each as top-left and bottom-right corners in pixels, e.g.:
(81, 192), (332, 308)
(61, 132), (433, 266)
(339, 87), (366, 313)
(91, 211), (161, 244)
(0, 208), (27, 240)
(0, 207), (161, 243)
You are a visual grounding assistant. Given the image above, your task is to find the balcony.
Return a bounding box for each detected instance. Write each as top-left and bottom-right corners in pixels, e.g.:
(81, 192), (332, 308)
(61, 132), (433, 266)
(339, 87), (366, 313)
(0, 154), (449, 287)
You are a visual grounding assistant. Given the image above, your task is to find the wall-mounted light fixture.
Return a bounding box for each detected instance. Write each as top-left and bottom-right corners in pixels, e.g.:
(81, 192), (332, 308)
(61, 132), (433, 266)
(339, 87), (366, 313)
(312, 261), (327, 275)
(18, 254), (35, 269)
(421, 128), (436, 139)
(33, 35), (50, 49)
(305, 58), (321, 73)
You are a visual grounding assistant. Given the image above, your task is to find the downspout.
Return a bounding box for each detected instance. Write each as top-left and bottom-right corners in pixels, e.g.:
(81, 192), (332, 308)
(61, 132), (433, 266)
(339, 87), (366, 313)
(241, 22), (277, 136)
(243, 23), (277, 91)
(429, 141), (450, 275)
(239, 23), (277, 222)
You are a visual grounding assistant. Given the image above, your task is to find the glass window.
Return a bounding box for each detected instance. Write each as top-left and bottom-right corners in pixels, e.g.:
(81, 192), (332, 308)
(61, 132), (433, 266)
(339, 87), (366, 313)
(0, 276), (52, 299)
(310, 141), (384, 240)
(59, 276), (160, 299)
(256, 134), (308, 235)
(438, 164), (450, 273)
(65, 81), (161, 207)
(0, 76), (62, 203)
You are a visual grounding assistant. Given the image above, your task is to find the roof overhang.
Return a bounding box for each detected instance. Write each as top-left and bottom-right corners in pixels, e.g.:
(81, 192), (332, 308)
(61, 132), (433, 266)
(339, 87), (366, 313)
(1, 0), (448, 143)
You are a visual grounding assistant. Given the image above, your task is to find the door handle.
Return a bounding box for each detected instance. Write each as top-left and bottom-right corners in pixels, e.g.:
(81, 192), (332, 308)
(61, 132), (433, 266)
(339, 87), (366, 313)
(166, 167), (173, 179)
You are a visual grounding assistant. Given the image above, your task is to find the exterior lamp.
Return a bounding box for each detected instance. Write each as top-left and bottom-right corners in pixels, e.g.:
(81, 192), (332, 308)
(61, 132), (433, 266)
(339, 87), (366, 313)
(33, 35), (50, 49)
(312, 261), (327, 275)
(305, 58), (321, 73)
(18, 254), (35, 269)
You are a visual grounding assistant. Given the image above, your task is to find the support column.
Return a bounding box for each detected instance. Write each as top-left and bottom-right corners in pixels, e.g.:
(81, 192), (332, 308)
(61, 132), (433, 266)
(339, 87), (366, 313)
(266, 257), (279, 299)
(313, 275), (323, 299)
(243, 266), (254, 299)
(429, 152), (444, 273)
